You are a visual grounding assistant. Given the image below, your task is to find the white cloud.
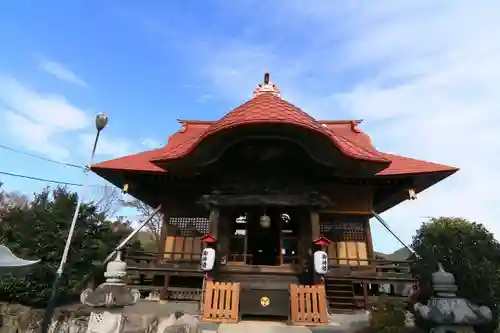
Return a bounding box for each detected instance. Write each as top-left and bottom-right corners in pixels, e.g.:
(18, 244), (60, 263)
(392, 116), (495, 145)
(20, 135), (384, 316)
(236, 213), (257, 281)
(197, 93), (213, 104)
(181, 1), (500, 251)
(79, 133), (161, 161)
(3, 111), (71, 160)
(320, 1), (500, 249)
(141, 138), (162, 149)
(38, 58), (87, 87)
(0, 76), (138, 164)
(79, 133), (134, 159)
(0, 76), (90, 160)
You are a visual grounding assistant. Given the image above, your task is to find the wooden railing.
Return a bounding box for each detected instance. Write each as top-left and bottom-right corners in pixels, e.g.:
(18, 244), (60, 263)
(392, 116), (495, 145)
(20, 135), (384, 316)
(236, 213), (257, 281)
(124, 251), (416, 312)
(224, 252), (300, 265)
(130, 285), (203, 301)
(124, 251), (413, 278)
(167, 286), (202, 301)
(126, 251), (200, 265)
(327, 256), (413, 266)
(325, 256), (413, 278)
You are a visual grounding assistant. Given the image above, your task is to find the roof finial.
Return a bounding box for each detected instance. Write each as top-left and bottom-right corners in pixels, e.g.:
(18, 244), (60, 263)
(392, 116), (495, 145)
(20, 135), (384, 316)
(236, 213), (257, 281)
(253, 72), (281, 98)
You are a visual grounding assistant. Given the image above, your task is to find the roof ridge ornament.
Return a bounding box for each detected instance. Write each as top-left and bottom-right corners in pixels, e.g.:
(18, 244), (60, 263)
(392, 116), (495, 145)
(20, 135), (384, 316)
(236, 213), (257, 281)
(253, 72), (281, 98)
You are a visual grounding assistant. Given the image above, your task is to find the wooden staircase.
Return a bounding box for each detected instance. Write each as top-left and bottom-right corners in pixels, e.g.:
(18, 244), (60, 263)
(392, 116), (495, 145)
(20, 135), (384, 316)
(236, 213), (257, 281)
(324, 277), (356, 313)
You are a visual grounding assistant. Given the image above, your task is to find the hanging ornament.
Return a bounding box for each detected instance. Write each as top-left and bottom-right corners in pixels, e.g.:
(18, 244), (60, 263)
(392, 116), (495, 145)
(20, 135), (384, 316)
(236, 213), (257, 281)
(260, 214), (271, 228)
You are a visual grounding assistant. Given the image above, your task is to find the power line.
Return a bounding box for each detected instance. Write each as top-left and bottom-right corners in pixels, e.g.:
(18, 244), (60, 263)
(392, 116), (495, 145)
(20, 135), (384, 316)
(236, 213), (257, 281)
(0, 144), (85, 170)
(0, 170), (106, 188)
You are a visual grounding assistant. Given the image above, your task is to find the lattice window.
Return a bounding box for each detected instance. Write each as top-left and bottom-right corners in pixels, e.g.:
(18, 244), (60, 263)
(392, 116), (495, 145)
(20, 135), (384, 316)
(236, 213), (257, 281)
(320, 216), (366, 242)
(168, 217), (209, 236)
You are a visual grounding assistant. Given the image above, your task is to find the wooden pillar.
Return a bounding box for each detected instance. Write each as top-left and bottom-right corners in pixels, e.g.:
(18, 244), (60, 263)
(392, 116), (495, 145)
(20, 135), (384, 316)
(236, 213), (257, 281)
(160, 210), (171, 301)
(298, 211), (314, 263)
(279, 215), (284, 265)
(362, 280), (368, 309)
(308, 211), (321, 269)
(311, 211), (320, 239)
(364, 219), (374, 265)
(157, 211), (169, 255)
(243, 215), (248, 264)
(209, 207), (220, 238)
(217, 210), (230, 261)
(208, 207), (221, 280)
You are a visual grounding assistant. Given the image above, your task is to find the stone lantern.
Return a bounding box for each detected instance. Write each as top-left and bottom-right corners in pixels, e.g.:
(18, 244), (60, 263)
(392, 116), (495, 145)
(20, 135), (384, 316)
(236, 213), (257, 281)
(80, 251), (140, 333)
(0, 244), (39, 274)
(413, 262), (492, 333)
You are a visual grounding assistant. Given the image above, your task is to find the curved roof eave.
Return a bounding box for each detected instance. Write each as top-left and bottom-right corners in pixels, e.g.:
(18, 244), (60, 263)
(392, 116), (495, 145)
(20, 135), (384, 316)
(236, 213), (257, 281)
(151, 93), (389, 165)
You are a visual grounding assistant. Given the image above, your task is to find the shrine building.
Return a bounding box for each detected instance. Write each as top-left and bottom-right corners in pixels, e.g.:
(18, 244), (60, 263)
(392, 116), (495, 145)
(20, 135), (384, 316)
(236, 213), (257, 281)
(91, 73), (458, 317)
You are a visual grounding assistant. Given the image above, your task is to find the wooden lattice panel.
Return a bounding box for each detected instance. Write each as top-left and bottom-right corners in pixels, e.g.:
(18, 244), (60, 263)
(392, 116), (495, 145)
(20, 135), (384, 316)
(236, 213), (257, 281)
(290, 284), (328, 326)
(202, 281), (241, 323)
(168, 216), (209, 236)
(163, 216), (209, 260)
(320, 221), (365, 242)
(320, 216), (369, 266)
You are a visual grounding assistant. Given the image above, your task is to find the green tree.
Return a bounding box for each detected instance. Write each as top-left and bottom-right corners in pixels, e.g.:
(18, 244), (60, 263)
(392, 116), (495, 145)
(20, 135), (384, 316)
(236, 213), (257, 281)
(0, 186), (142, 307)
(411, 217), (500, 332)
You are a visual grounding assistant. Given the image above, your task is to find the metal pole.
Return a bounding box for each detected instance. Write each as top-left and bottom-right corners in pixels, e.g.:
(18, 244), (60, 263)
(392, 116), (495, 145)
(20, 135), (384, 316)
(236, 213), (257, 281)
(371, 211), (415, 255)
(40, 130), (102, 333)
(103, 204), (162, 265)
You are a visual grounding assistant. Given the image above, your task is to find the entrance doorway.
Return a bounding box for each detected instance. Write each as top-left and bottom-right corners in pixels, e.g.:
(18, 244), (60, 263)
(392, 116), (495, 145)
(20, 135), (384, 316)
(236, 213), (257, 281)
(228, 207), (302, 266)
(247, 209), (281, 265)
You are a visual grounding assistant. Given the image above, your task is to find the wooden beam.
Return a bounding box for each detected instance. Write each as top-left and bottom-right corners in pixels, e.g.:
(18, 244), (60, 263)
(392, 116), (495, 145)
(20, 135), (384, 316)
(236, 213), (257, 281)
(199, 193), (331, 207)
(319, 209), (373, 215)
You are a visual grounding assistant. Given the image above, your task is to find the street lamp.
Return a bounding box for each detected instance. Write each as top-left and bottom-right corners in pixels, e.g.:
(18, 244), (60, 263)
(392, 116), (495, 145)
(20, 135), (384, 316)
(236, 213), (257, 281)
(41, 113), (108, 333)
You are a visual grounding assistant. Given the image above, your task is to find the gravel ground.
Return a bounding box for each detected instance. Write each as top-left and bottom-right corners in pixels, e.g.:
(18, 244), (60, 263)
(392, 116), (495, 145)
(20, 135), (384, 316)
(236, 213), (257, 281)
(120, 301), (372, 332)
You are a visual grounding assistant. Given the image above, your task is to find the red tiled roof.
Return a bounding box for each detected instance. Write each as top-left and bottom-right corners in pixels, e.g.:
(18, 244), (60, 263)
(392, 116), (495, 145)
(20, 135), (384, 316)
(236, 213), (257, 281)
(155, 122), (209, 160)
(151, 93), (389, 163)
(91, 92), (457, 177)
(376, 153), (458, 176)
(91, 128), (457, 178)
(92, 148), (166, 173)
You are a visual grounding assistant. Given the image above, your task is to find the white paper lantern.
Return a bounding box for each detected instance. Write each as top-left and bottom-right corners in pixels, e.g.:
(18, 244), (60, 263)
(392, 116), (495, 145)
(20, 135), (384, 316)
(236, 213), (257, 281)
(313, 250), (328, 275)
(201, 248), (216, 271)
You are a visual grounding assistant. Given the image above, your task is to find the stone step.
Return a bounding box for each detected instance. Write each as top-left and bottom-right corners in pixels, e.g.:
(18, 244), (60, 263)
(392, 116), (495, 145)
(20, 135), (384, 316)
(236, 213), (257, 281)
(217, 321), (312, 333)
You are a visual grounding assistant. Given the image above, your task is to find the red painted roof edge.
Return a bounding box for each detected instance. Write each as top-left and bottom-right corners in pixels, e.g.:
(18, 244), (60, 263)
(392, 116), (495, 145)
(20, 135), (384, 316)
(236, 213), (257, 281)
(150, 94), (387, 164)
(318, 119), (363, 124)
(176, 119), (364, 125)
(89, 137), (458, 177)
(150, 119), (389, 164)
(177, 119), (214, 124)
(90, 148), (167, 173)
(376, 153), (459, 176)
(329, 131), (390, 163)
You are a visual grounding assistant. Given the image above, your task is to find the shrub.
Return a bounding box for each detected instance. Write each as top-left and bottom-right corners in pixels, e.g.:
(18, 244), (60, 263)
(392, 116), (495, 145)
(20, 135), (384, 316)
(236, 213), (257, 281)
(369, 297), (407, 333)
(0, 186), (142, 307)
(411, 217), (500, 333)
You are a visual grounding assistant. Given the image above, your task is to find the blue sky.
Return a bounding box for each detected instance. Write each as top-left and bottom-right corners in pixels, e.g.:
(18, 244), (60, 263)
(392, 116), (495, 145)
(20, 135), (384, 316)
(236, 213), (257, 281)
(1, 1), (499, 253)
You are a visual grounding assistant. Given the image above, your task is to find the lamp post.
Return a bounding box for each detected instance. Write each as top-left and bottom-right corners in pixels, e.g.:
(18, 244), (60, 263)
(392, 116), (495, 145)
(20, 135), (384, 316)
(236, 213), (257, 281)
(41, 113), (108, 333)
